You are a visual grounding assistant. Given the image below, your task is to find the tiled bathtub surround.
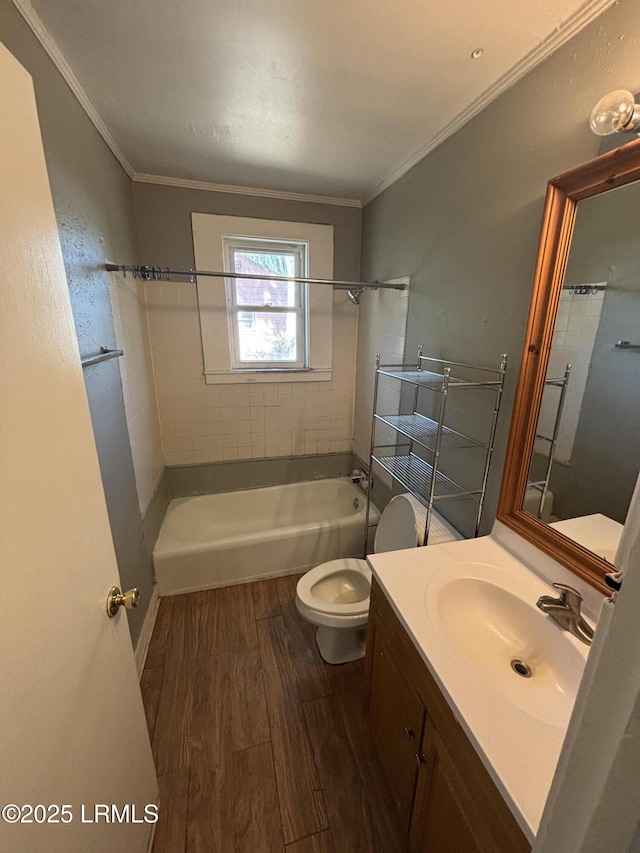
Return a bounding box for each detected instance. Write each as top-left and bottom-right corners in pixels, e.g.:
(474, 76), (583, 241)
(145, 281), (357, 466)
(166, 452), (354, 497)
(109, 269), (165, 513)
(537, 286), (606, 465)
(352, 279), (410, 480)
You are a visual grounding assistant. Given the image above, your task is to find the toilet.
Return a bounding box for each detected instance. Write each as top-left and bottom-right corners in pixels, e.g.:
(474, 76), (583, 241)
(295, 494), (462, 664)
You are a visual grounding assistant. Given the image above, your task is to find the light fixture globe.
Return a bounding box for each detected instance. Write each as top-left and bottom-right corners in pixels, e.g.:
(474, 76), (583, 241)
(590, 89), (640, 136)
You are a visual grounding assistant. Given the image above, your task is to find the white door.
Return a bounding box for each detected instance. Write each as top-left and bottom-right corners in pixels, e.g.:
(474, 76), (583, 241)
(0, 43), (158, 853)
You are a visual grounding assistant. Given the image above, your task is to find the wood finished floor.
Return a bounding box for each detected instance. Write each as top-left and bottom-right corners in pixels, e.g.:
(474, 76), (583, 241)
(141, 574), (408, 853)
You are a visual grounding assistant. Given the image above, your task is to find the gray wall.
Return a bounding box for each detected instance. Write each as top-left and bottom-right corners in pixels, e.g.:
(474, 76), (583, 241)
(360, 0), (640, 534)
(549, 181), (640, 524)
(132, 182), (361, 280)
(0, 1), (155, 644)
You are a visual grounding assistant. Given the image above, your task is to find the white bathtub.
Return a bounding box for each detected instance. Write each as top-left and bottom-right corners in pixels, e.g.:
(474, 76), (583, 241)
(153, 477), (379, 595)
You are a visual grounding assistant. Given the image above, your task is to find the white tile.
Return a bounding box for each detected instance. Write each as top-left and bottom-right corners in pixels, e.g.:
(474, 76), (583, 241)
(192, 435), (208, 451)
(163, 436), (192, 453)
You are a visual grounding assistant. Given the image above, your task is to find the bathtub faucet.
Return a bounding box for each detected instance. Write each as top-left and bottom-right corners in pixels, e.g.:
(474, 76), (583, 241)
(350, 468), (370, 493)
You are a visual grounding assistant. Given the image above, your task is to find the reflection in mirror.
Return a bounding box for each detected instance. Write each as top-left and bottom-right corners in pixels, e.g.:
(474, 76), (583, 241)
(523, 181), (640, 563)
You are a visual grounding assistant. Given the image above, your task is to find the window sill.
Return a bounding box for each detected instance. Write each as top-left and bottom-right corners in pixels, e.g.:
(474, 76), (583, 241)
(204, 369), (332, 385)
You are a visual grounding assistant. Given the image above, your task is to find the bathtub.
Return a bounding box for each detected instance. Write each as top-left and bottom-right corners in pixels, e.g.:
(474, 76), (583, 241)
(153, 477), (379, 595)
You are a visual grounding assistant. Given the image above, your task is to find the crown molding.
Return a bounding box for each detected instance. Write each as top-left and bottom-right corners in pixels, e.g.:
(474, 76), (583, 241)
(363, 0), (620, 205)
(132, 172), (362, 208)
(11, 0), (135, 178)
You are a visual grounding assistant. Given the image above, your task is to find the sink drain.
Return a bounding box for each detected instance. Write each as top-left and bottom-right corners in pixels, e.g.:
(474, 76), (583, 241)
(511, 659), (533, 678)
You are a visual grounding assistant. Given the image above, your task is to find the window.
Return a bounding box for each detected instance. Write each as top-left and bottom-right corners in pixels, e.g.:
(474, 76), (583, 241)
(192, 215), (334, 384)
(224, 237), (307, 370)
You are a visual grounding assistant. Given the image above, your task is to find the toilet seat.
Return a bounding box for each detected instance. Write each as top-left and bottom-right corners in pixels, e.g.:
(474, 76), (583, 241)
(296, 558), (371, 617)
(374, 493), (424, 552)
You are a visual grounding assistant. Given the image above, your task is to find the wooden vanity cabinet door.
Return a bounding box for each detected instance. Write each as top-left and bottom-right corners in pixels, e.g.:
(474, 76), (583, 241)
(366, 580), (531, 853)
(410, 720), (499, 853)
(367, 618), (426, 831)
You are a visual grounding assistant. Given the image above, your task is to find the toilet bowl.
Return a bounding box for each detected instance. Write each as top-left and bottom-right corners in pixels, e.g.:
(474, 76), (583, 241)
(295, 494), (462, 664)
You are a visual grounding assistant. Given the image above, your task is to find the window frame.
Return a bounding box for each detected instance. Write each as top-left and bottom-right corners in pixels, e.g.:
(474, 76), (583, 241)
(223, 236), (308, 371)
(192, 214), (334, 385)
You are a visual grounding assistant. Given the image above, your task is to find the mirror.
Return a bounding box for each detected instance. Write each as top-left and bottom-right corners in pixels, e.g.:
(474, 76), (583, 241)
(498, 137), (640, 592)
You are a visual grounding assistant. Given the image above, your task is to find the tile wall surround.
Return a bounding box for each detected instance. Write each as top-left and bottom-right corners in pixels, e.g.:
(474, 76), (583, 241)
(144, 280), (358, 466)
(109, 269), (165, 514)
(141, 470), (171, 563)
(537, 286), (606, 465)
(166, 452), (355, 498)
(352, 279), (410, 485)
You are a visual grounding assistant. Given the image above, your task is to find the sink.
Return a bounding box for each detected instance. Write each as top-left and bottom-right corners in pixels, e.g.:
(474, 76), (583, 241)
(427, 566), (586, 728)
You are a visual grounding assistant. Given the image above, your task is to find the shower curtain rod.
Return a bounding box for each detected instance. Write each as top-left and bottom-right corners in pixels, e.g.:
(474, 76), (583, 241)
(104, 263), (405, 292)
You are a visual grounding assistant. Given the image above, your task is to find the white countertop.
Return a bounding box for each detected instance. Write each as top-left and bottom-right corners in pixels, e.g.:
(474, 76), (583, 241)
(368, 533), (592, 844)
(550, 513), (623, 565)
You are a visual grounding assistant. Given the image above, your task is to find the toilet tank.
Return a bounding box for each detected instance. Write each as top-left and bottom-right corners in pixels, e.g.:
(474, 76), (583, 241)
(523, 486), (555, 523)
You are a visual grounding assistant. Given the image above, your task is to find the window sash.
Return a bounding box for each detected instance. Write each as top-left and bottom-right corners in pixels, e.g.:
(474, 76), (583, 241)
(224, 238), (308, 370)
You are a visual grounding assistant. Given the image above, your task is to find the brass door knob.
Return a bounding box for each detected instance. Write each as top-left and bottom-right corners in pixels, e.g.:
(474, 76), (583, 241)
(106, 586), (140, 617)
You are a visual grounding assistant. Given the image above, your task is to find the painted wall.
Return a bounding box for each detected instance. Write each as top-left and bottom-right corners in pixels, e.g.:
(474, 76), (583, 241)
(132, 183), (361, 466)
(359, 0), (640, 534)
(0, 2), (161, 644)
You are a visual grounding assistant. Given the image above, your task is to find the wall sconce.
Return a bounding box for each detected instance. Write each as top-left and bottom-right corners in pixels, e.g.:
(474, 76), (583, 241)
(590, 89), (640, 136)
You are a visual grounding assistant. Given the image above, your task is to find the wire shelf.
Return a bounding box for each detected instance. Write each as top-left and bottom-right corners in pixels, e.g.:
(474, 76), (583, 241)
(377, 368), (502, 391)
(372, 451), (481, 502)
(374, 413), (485, 452)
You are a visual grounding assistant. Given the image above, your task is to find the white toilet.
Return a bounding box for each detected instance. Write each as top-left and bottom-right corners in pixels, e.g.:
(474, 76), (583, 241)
(295, 494), (462, 664)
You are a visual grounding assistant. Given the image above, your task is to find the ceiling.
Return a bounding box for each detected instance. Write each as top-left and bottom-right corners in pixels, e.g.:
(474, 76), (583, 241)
(20, 0), (615, 204)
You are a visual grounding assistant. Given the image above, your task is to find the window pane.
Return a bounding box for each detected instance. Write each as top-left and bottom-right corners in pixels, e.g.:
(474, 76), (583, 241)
(233, 251), (298, 307)
(236, 311), (298, 362)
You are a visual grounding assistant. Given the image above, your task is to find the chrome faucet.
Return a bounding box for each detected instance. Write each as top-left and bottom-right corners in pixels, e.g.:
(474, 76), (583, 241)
(537, 583), (594, 646)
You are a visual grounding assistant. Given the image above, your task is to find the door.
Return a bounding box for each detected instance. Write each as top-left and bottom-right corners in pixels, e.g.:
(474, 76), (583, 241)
(0, 42), (157, 853)
(367, 619), (426, 831)
(410, 720), (492, 853)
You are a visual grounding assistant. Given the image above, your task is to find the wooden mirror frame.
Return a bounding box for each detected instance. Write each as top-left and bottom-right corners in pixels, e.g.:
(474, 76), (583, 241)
(497, 137), (640, 594)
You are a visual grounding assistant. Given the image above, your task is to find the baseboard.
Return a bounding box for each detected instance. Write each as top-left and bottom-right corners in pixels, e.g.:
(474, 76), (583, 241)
(135, 583), (160, 677)
(145, 815), (158, 853)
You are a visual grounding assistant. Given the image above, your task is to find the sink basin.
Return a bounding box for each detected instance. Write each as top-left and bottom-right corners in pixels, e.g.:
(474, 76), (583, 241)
(427, 568), (586, 728)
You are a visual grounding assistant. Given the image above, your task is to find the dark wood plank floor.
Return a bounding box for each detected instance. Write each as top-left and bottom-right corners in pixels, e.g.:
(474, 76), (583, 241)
(142, 574), (408, 852)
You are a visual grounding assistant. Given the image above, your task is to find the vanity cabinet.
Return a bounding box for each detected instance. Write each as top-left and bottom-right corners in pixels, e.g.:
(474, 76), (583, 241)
(367, 617), (426, 829)
(365, 579), (531, 853)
